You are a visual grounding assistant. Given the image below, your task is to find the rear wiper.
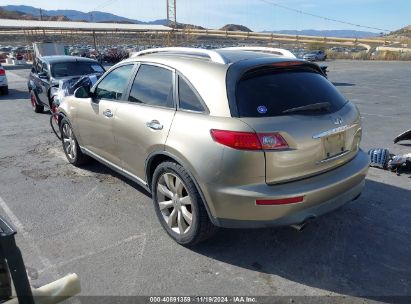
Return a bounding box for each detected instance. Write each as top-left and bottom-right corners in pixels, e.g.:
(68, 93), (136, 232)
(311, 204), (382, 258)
(282, 102), (331, 114)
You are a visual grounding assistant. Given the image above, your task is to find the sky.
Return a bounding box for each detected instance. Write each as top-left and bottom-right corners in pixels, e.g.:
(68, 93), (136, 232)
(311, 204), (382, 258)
(2, 0), (410, 33)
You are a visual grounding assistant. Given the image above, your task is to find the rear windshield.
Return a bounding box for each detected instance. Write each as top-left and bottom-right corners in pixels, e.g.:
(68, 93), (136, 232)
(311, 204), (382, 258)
(236, 69), (347, 117)
(51, 62), (105, 78)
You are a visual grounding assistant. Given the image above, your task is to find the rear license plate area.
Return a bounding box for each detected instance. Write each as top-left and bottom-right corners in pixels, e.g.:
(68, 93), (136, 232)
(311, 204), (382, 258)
(322, 132), (346, 159)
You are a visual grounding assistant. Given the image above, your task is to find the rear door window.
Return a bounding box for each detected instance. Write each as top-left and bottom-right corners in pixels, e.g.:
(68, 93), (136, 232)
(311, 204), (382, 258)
(128, 64), (174, 108)
(236, 70), (347, 117)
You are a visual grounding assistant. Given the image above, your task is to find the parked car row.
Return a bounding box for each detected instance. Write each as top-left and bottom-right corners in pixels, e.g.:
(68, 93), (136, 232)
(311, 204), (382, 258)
(0, 45), (33, 63)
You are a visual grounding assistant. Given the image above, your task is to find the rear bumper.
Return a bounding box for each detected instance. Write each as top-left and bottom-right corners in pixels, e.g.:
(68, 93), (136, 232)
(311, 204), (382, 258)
(203, 149), (369, 228)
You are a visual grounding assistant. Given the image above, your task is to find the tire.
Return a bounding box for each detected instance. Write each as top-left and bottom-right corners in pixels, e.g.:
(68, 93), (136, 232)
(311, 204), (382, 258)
(0, 86), (8, 95)
(30, 91), (44, 113)
(60, 117), (90, 166)
(0, 259), (11, 301)
(152, 161), (217, 245)
(50, 97), (59, 123)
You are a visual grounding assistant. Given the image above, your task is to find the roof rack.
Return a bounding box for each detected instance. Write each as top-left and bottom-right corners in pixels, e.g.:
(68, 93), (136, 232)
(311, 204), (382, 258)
(131, 47), (228, 64)
(221, 47), (296, 59)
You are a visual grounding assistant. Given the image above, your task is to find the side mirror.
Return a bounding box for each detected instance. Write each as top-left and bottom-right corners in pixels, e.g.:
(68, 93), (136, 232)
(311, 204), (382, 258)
(74, 86), (92, 99)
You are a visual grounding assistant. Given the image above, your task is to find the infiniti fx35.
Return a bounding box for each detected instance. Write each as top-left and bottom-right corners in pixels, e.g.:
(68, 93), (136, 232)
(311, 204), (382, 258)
(57, 47), (369, 245)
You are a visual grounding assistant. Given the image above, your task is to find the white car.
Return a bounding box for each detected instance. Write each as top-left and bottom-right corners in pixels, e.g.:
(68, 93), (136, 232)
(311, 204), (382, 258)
(0, 65), (8, 95)
(303, 50), (327, 61)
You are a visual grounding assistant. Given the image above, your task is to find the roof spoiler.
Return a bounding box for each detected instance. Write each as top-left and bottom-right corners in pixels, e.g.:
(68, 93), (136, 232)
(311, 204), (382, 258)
(220, 47), (297, 59)
(131, 47), (229, 64)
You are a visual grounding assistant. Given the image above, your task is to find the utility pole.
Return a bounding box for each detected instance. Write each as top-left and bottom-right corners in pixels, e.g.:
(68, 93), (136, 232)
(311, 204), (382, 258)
(166, 0), (177, 29)
(166, 0), (177, 46)
(39, 8), (43, 21)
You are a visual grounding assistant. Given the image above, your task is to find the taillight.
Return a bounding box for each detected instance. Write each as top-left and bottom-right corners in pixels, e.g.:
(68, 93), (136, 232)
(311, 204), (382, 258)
(256, 196), (304, 205)
(272, 61), (304, 67)
(210, 130), (261, 150)
(0, 69), (5, 76)
(257, 133), (288, 150)
(210, 129), (288, 150)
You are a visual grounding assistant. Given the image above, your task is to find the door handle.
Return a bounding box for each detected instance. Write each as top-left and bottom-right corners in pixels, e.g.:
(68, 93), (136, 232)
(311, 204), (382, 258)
(103, 109), (113, 118)
(146, 120), (163, 130)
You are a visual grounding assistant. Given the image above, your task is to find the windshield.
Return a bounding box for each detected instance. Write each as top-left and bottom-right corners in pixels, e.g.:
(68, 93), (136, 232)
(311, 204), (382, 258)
(236, 69), (347, 117)
(51, 61), (105, 78)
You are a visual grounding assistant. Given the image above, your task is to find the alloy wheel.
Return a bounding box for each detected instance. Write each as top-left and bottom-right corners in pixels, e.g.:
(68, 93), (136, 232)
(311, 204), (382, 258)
(62, 124), (77, 160)
(156, 172), (193, 235)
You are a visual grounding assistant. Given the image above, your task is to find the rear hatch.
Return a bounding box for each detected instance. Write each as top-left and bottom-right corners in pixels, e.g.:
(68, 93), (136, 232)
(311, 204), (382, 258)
(231, 62), (362, 184)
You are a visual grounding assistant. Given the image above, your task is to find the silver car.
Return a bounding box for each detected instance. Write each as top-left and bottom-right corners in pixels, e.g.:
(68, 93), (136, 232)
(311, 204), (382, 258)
(303, 50), (327, 61)
(58, 47), (369, 245)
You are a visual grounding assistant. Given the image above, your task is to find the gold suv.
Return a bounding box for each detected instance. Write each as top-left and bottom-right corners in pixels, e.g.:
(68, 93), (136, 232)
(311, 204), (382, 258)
(58, 47), (369, 245)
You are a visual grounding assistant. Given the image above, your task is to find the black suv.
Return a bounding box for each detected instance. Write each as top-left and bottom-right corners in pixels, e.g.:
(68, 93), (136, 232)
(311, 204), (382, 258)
(28, 55), (105, 113)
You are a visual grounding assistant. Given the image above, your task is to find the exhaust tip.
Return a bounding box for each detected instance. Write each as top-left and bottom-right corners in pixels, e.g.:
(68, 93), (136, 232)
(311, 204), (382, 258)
(290, 217), (316, 232)
(290, 222), (308, 232)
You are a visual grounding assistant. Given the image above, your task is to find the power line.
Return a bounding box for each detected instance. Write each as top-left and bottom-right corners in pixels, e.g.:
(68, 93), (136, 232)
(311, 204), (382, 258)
(258, 0), (391, 33)
(58, 0), (120, 17)
(92, 0), (119, 12)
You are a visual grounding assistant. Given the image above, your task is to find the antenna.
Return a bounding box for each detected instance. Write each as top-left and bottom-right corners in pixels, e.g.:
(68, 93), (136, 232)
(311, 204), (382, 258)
(166, 0), (177, 29)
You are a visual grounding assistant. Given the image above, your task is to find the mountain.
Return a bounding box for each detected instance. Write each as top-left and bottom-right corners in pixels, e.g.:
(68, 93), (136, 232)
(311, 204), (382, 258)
(388, 25), (411, 38)
(0, 6), (206, 30)
(263, 29), (380, 38)
(1, 5), (39, 16)
(0, 7), (69, 21)
(220, 24), (252, 32)
(0, 7), (35, 20)
(142, 19), (199, 28)
(1, 5), (144, 23)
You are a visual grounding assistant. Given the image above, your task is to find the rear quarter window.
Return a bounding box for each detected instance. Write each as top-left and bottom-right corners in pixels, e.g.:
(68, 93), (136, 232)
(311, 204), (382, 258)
(236, 69), (347, 117)
(178, 76), (205, 112)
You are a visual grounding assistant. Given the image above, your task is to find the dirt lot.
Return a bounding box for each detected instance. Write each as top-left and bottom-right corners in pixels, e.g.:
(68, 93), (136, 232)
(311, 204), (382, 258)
(0, 60), (410, 302)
